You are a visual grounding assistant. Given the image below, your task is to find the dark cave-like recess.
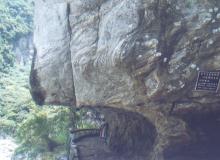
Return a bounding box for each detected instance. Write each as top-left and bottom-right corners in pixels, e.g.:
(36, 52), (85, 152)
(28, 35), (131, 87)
(164, 111), (220, 160)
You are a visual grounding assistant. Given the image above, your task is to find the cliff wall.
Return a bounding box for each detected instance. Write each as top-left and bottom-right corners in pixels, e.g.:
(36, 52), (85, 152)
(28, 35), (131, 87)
(31, 0), (220, 159)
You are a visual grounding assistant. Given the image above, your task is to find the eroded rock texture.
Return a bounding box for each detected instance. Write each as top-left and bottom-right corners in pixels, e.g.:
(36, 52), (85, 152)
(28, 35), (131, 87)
(31, 0), (220, 159)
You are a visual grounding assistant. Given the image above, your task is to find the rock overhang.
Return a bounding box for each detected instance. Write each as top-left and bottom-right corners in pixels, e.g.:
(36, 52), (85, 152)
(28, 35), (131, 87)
(31, 0), (220, 108)
(31, 0), (220, 159)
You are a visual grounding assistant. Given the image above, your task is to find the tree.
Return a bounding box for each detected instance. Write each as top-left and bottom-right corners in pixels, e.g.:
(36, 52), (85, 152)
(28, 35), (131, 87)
(0, 0), (33, 71)
(16, 105), (70, 152)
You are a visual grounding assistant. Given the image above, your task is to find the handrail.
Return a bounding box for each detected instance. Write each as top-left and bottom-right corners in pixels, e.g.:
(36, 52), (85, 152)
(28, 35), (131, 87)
(69, 128), (101, 160)
(72, 128), (99, 133)
(169, 100), (192, 115)
(71, 128), (100, 143)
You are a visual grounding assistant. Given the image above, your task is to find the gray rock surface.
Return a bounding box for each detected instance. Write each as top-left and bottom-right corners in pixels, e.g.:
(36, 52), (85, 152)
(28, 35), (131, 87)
(31, 0), (220, 159)
(31, 0), (75, 105)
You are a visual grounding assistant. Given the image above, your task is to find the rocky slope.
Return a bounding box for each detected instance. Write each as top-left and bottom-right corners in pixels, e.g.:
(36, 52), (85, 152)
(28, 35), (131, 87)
(31, 0), (220, 159)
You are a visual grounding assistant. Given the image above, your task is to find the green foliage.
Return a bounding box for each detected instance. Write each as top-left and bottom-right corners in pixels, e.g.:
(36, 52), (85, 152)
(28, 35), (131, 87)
(17, 104), (70, 152)
(0, 118), (16, 133)
(74, 108), (99, 129)
(0, 65), (70, 158)
(0, 0), (33, 71)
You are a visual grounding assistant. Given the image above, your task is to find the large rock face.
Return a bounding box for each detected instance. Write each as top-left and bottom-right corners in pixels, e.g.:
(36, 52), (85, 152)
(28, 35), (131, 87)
(31, 0), (75, 105)
(31, 0), (220, 159)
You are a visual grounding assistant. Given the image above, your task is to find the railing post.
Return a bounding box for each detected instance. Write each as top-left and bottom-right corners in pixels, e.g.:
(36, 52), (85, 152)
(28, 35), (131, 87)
(69, 131), (80, 160)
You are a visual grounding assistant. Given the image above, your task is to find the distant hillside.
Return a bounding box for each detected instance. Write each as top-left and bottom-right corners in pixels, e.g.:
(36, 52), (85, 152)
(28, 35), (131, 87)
(0, 0), (33, 72)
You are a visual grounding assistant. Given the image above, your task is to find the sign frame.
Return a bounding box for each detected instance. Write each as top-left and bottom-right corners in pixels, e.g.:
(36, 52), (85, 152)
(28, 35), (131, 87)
(195, 70), (220, 93)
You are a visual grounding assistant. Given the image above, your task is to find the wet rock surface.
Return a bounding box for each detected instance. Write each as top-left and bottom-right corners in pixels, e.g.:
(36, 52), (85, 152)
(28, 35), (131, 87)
(31, 0), (220, 159)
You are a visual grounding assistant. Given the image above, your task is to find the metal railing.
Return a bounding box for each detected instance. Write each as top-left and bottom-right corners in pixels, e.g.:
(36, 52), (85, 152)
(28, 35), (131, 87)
(69, 128), (100, 160)
(71, 128), (100, 143)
